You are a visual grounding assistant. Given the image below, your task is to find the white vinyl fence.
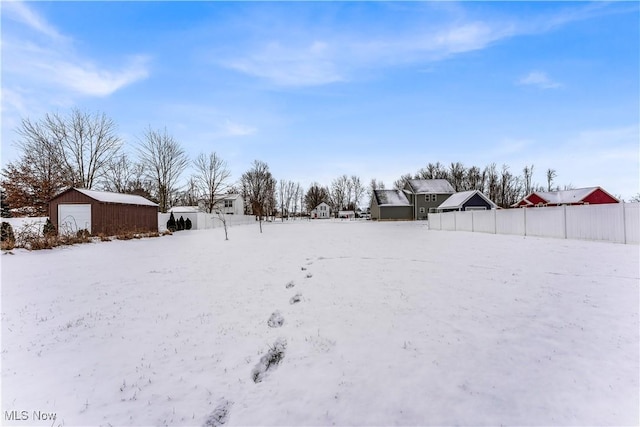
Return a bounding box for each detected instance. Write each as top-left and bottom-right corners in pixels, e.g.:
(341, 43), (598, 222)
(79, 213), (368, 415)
(158, 213), (256, 232)
(428, 203), (640, 244)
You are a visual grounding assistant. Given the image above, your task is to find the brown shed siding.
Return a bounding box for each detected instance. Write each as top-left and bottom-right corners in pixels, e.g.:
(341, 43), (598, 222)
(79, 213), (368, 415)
(49, 188), (158, 236)
(94, 203), (158, 235)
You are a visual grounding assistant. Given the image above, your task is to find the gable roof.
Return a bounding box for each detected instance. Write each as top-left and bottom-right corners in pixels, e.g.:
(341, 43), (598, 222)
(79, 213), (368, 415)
(437, 190), (497, 210)
(312, 202), (330, 210)
(406, 179), (455, 194)
(521, 187), (617, 205)
(221, 194), (242, 201)
(72, 188), (158, 206)
(374, 190), (411, 206)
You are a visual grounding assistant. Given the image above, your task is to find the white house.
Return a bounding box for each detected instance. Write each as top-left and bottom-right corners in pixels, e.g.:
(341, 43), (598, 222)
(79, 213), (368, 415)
(311, 202), (331, 219)
(215, 194), (244, 215)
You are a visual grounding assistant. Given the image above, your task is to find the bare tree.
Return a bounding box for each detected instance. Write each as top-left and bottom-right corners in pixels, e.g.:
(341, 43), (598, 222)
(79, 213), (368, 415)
(368, 178), (385, 207)
(464, 166), (484, 191)
(137, 127), (190, 213)
(57, 109), (122, 188)
(277, 180), (297, 221)
(449, 162), (465, 191)
(2, 116), (72, 215)
(393, 173), (412, 191)
(241, 160), (275, 233)
(102, 153), (153, 198)
(546, 168), (557, 192)
(416, 162), (449, 180)
(523, 164), (534, 195)
(291, 183), (302, 219)
(350, 175), (365, 211)
(193, 152), (231, 213)
(214, 210), (230, 241)
(174, 177), (200, 207)
(485, 163), (499, 203)
(330, 175), (351, 215)
(304, 183), (330, 213)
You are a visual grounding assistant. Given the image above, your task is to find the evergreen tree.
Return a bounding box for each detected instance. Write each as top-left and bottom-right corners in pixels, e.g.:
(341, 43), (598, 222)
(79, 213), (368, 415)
(185, 218), (192, 230)
(178, 216), (185, 231)
(167, 212), (176, 231)
(1, 222), (15, 243)
(1, 189), (11, 218)
(43, 218), (56, 236)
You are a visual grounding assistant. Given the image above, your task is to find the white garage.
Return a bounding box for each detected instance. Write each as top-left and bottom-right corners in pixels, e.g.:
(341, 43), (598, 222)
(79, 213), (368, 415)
(57, 204), (91, 234)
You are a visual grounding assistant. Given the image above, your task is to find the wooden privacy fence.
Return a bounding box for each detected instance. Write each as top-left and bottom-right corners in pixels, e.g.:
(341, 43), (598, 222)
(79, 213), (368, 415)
(428, 203), (640, 244)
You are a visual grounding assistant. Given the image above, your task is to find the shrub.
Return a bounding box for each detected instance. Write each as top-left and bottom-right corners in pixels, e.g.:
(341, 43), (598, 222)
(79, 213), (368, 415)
(43, 218), (56, 236)
(185, 217), (192, 230)
(167, 212), (176, 232)
(1, 222), (15, 250)
(177, 216), (185, 231)
(98, 233), (112, 242)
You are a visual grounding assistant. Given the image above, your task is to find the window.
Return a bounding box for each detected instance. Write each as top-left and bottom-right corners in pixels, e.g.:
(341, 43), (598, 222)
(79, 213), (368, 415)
(224, 200), (233, 208)
(419, 207), (425, 214)
(425, 194), (437, 202)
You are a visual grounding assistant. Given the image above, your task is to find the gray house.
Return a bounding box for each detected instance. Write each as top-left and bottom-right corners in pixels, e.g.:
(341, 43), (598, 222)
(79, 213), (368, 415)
(370, 190), (413, 220)
(436, 190), (497, 212)
(402, 179), (455, 220)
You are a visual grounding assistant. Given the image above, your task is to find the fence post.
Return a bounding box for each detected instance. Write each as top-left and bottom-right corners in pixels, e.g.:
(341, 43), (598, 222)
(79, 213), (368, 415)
(622, 203), (627, 244)
(563, 205), (567, 239)
(523, 207), (527, 236)
(494, 209), (497, 234)
(471, 211), (475, 233)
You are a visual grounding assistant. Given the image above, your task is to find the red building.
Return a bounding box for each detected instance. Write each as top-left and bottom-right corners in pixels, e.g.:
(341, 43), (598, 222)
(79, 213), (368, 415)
(512, 187), (619, 208)
(49, 188), (158, 236)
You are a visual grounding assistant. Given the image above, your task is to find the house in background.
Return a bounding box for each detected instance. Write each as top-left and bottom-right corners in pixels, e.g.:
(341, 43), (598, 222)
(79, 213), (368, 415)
(402, 179), (456, 220)
(436, 190), (497, 212)
(49, 188), (158, 236)
(512, 187), (619, 208)
(216, 194), (244, 215)
(338, 210), (356, 219)
(311, 202), (331, 219)
(370, 190), (413, 220)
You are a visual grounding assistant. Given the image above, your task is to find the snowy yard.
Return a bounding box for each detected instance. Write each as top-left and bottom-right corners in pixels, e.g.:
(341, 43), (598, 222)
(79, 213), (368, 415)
(1, 220), (638, 426)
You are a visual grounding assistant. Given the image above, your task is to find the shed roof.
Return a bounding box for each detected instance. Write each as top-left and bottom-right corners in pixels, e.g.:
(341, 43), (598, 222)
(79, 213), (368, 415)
(374, 190), (411, 206)
(530, 187), (604, 204)
(406, 179), (455, 194)
(170, 206), (200, 213)
(437, 190), (497, 210)
(72, 188), (158, 207)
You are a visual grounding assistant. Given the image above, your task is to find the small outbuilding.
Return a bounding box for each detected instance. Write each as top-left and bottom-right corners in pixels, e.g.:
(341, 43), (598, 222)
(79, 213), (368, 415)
(49, 188), (158, 236)
(436, 190), (497, 212)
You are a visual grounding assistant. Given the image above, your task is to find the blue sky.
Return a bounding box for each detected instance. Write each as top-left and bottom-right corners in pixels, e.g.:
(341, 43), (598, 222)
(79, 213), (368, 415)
(2, 1), (638, 199)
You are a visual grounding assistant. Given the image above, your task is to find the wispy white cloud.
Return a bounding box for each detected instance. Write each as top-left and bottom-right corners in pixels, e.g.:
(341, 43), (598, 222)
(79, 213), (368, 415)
(218, 2), (623, 88)
(2, 2), (150, 98)
(2, 0), (66, 41)
(221, 21), (513, 87)
(224, 41), (344, 87)
(223, 119), (256, 137)
(518, 71), (562, 89)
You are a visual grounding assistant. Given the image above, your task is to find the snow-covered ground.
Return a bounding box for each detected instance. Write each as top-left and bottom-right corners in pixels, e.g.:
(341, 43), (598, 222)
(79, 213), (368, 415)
(1, 220), (638, 426)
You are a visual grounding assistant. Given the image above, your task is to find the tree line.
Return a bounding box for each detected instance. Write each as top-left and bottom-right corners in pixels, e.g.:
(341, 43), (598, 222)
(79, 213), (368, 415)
(2, 108), (575, 219)
(1, 109), (234, 216)
(388, 162), (567, 208)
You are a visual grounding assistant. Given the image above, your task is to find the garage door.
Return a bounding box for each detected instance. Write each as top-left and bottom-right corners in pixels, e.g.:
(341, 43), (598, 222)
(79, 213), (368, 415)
(58, 204), (91, 235)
